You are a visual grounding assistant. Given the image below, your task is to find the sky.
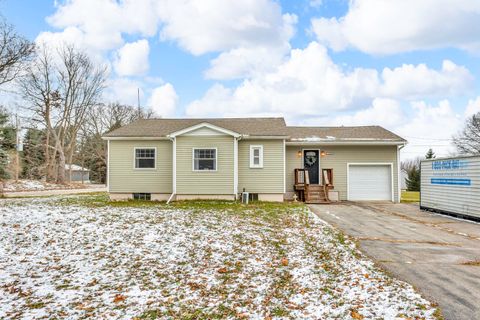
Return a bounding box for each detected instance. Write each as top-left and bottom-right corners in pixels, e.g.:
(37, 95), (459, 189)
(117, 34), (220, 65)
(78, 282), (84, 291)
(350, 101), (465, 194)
(1, 0), (480, 160)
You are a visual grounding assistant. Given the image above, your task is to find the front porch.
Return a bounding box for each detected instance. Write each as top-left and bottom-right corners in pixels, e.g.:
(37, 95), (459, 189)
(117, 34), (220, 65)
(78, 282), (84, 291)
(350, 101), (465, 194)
(293, 168), (335, 204)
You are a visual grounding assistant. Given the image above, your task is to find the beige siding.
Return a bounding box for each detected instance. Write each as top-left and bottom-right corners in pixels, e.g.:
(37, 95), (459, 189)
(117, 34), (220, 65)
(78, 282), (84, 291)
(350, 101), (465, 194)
(238, 139), (284, 194)
(285, 145), (399, 201)
(176, 135), (234, 195)
(109, 140), (172, 193)
(286, 146), (302, 193)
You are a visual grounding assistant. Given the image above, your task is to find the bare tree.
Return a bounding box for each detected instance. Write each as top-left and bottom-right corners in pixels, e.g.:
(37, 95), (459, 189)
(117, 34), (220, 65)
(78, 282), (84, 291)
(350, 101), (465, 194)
(20, 44), (107, 183)
(0, 19), (35, 86)
(77, 103), (153, 183)
(453, 112), (480, 155)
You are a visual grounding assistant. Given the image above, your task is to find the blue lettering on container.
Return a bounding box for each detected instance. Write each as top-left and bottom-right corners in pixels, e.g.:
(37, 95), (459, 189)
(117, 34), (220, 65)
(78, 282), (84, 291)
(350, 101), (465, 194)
(432, 160), (468, 170)
(431, 178), (471, 186)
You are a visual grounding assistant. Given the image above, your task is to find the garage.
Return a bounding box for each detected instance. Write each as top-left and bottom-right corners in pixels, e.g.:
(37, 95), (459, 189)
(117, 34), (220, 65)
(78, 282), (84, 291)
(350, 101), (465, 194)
(348, 164), (393, 201)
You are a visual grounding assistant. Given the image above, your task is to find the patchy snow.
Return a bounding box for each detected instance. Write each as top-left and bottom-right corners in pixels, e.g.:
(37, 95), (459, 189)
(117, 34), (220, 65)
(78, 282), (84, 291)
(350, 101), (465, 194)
(2, 180), (88, 192)
(0, 198), (437, 319)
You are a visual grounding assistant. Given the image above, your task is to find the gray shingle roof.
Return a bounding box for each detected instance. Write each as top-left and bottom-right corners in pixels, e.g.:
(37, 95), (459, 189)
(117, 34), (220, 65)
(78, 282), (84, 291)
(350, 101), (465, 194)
(104, 117), (406, 142)
(286, 126), (406, 141)
(103, 118), (288, 137)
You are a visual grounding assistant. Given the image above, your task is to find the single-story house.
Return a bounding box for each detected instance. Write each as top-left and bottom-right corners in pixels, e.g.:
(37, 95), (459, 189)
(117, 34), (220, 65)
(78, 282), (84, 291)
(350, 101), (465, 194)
(65, 164), (90, 183)
(102, 118), (406, 202)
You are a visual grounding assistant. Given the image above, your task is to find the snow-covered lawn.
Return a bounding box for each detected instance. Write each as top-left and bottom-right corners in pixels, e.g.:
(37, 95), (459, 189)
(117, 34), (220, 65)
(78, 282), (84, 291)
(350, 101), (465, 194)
(2, 180), (88, 192)
(0, 196), (439, 319)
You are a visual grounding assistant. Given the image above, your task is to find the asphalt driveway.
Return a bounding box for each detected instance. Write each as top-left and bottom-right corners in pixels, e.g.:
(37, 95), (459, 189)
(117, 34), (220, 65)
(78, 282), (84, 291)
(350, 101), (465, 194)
(309, 202), (480, 320)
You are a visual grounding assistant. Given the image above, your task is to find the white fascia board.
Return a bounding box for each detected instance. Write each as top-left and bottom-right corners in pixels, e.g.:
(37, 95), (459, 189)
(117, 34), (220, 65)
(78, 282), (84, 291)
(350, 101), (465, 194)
(167, 122), (241, 138)
(241, 135), (290, 140)
(102, 136), (170, 141)
(286, 141), (406, 146)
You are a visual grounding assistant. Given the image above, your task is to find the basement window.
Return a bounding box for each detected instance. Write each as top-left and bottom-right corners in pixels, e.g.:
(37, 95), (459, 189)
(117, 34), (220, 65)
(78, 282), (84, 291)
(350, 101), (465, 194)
(133, 193), (151, 201)
(134, 148), (156, 169)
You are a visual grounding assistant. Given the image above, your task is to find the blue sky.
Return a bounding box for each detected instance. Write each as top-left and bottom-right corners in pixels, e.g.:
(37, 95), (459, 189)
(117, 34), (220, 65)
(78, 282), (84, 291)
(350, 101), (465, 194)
(1, 0), (480, 159)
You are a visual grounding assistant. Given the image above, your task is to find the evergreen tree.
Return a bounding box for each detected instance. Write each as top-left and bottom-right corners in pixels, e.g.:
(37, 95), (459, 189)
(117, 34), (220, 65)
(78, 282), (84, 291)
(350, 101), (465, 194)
(0, 107), (14, 179)
(425, 148), (435, 159)
(406, 166), (420, 191)
(22, 128), (46, 179)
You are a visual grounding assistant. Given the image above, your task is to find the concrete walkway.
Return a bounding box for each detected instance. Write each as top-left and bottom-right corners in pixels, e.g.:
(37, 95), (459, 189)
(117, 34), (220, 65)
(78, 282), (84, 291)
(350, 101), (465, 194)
(309, 202), (480, 320)
(2, 185), (106, 198)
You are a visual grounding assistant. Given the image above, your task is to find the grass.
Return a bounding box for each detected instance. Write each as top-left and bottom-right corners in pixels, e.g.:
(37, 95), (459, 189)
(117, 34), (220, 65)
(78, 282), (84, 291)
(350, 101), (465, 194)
(54, 192), (305, 212)
(401, 190), (420, 203)
(1, 194), (440, 319)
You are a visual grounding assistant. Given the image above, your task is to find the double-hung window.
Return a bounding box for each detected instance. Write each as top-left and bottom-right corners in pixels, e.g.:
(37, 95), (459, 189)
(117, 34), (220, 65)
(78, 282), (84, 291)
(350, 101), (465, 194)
(134, 148), (156, 169)
(193, 148), (217, 171)
(249, 145), (263, 168)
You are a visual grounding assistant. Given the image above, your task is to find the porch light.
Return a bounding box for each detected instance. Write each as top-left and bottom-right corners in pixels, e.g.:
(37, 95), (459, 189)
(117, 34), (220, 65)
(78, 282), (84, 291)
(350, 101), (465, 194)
(320, 150), (327, 157)
(297, 150), (302, 158)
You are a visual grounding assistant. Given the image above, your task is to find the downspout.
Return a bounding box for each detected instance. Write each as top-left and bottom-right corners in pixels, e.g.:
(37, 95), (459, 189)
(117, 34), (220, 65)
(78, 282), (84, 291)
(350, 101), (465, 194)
(233, 135), (243, 200)
(397, 143), (405, 203)
(167, 136), (176, 204)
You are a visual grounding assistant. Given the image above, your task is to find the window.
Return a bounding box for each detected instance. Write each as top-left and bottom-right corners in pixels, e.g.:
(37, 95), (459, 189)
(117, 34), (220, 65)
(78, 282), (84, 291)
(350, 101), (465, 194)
(193, 148), (217, 171)
(249, 145), (263, 168)
(135, 148), (156, 169)
(133, 193), (151, 200)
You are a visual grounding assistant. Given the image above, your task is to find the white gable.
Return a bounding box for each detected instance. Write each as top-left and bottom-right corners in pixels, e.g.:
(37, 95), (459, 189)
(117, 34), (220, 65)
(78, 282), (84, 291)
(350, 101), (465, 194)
(168, 122), (241, 138)
(183, 127), (227, 136)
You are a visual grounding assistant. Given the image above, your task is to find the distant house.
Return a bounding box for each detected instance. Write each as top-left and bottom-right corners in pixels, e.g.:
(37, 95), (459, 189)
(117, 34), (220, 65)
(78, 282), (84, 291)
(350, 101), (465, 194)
(103, 117), (406, 202)
(65, 164), (90, 183)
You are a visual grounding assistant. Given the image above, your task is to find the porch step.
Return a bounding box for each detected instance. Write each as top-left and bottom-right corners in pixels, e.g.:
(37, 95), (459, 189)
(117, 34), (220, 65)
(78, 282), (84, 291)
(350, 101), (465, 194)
(305, 184), (330, 204)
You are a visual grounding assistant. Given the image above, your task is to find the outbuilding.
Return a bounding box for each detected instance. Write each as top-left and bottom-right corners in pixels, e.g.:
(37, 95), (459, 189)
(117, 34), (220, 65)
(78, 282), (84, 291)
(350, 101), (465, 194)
(65, 164), (90, 183)
(421, 155), (480, 220)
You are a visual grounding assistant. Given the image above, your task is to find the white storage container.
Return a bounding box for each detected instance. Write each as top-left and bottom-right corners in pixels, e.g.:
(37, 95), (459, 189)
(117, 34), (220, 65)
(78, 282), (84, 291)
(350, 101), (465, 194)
(421, 155), (480, 221)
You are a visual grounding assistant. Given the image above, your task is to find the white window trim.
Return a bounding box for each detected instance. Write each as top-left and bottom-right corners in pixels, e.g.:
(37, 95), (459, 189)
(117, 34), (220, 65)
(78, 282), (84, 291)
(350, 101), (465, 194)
(249, 145), (264, 168)
(133, 147), (157, 170)
(192, 147), (218, 172)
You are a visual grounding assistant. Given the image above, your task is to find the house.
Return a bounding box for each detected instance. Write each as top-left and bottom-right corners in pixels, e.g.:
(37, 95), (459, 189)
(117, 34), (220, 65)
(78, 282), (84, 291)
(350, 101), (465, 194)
(102, 118), (406, 202)
(65, 164), (90, 183)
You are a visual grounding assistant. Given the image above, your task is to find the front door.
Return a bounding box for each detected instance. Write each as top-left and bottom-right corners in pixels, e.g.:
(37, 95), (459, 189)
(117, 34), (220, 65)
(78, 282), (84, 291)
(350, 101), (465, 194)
(303, 150), (319, 184)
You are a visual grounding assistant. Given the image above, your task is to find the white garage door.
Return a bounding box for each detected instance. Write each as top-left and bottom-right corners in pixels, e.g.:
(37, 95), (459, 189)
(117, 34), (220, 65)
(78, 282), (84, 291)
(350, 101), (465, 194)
(348, 165), (392, 201)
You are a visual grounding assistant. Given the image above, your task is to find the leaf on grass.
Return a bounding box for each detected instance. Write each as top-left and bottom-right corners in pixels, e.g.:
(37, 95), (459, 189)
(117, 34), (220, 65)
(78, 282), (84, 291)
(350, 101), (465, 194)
(351, 310), (364, 319)
(281, 258), (289, 266)
(113, 294), (126, 304)
(217, 267), (228, 274)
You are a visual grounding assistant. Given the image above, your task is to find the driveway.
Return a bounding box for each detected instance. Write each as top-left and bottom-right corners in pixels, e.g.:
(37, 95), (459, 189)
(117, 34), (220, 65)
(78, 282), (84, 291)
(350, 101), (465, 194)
(309, 202), (480, 320)
(1, 185), (107, 198)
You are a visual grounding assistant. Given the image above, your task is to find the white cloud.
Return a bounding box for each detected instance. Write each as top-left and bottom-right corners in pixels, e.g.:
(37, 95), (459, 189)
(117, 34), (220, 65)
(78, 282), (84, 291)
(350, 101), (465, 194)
(380, 60), (473, 99)
(43, 0), (297, 80)
(157, 1), (296, 55)
(46, 0), (159, 52)
(205, 46), (287, 80)
(309, 0), (323, 8)
(311, 0), (480, 54)
(114, 40), (150, 77)
(103, 78), (146, 107)
(148, 83), (178, 117)
(464, 96), (480, 117)
(330, 98), (406, 127)
(187, 42), (472, 119)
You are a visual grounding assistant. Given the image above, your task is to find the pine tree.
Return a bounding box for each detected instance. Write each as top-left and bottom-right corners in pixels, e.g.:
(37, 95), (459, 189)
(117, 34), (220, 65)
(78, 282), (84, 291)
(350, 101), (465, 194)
(0, 107), (14, 179)
(22, 128), (46, 179)
(425, 148), (435, 159)
(406, 166), (420, 191)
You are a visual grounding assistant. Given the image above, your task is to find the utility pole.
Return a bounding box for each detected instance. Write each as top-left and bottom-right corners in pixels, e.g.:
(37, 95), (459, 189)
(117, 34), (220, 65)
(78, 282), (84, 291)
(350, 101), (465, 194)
(137, 88), (141, 118)
(14, 114), (20, 182)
